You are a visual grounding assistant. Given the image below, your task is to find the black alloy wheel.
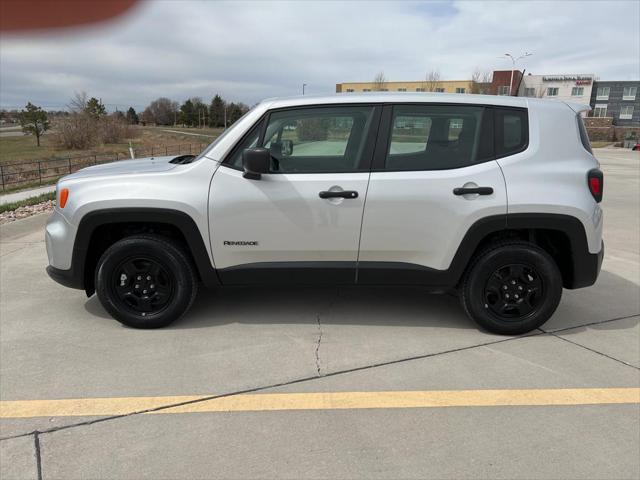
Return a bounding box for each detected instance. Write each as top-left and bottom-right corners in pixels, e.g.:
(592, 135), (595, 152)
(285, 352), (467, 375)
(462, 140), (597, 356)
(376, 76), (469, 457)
(483, 263), (543, 320)
(461, 241), (562, 335)
(111, 256), (174, 317)
(95, 235), (198, 329)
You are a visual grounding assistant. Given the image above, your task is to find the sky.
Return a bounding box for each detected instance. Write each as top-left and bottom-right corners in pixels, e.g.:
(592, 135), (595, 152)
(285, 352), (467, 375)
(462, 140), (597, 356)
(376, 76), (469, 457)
(0, 0), (638, 112)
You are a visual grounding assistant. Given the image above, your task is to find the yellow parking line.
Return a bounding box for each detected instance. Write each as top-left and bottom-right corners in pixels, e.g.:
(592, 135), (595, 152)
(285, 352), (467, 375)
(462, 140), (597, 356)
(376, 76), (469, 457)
(1, 388), (638, 419)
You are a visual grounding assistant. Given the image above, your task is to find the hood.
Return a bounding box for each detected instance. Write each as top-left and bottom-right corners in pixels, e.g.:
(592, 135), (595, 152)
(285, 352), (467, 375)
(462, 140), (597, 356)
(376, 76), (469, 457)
(64, 155), (179, 180)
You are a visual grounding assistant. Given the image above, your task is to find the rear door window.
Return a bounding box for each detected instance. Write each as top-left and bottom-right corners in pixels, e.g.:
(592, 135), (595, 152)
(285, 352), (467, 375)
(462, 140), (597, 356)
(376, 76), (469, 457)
(385, 105), (485, 170)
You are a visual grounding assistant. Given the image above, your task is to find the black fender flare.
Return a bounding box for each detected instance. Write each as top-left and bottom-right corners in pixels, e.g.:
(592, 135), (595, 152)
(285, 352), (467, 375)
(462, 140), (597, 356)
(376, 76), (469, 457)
(71, 208), (219, 293)
(449, 213), (598, 289)
(358, 213), (600, 289)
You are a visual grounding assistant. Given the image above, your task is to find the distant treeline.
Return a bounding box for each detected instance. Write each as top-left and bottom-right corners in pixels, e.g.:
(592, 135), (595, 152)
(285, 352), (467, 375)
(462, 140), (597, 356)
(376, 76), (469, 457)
(1, 93), (250, 129)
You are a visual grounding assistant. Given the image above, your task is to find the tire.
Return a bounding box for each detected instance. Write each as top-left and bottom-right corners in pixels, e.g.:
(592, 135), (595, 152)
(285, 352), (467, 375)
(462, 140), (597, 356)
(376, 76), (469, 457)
(95, 235), (198, 328)
(461, 241), (562, 335)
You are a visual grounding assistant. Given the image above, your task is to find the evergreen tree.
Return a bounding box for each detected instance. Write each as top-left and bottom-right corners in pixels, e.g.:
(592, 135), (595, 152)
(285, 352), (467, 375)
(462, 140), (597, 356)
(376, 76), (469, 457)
(18, 102), (49, 147)
(209, 94), (225, 127)
(226, 102), (248, 126)
(126, 107), (139, 125)
(85, 97), (106, 117)
(179, 99), (195, 127)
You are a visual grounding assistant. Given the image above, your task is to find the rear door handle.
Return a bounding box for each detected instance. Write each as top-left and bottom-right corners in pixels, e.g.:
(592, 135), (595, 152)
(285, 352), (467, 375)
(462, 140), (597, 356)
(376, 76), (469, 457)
(453, 187), (494, 196)
(319, 190), (359, 199)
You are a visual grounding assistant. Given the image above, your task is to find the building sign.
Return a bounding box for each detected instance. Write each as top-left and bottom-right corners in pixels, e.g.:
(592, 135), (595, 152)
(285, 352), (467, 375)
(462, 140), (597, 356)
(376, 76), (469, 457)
(542, 75), (593, 84)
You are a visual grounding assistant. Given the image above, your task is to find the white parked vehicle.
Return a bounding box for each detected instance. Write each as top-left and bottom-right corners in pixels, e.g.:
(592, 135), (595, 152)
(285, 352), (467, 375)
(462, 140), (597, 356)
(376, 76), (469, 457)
(46, 94), (604, 334)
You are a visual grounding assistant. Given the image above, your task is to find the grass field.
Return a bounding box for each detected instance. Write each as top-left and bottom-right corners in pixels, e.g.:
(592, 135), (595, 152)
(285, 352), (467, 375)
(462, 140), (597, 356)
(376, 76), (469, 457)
(0, 126), (223, 165)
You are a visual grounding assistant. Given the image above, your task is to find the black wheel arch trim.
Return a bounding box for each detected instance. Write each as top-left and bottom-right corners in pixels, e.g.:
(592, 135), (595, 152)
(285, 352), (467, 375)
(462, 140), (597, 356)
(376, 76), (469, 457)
(48, 208), (220, 294)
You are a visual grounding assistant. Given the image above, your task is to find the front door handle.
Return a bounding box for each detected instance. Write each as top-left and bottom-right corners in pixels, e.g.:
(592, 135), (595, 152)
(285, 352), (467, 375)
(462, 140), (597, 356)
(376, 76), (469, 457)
(453, 186), (494, 196)
(319, 190), (359, 199)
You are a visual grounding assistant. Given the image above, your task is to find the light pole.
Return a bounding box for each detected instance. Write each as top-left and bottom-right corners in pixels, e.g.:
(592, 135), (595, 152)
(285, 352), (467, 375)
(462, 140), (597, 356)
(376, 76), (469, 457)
(302, 83), (307, 95)
(502, 52), (532, 96)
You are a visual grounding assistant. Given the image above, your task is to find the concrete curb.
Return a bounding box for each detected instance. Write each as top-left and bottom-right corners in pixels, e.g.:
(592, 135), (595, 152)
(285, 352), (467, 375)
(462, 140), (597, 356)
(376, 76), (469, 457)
(0, 212), (49, 242)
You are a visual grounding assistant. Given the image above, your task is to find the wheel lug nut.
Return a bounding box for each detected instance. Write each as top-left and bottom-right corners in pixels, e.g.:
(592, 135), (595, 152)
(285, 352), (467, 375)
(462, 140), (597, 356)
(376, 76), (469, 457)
(503, 285), (508, 290)
(518, 286), (523, 290)
(511, 280), (516, 285)
(515, 294), (519, 299)
(135, 284), (140, 289)
(505, 294), (510, 299)
(143, 289), (148, 294)
(146, 276), (151, 281)
(150, 284), (155, 289)
(137, 276), (142, 280)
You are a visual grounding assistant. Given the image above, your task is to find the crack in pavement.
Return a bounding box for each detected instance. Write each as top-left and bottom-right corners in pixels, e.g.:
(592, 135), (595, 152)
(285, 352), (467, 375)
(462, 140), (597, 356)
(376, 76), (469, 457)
(1, 312), (637, 443)
(33, 431), (43, 480)
(314, 290), (339, 377)
(314, 314), (323, 376)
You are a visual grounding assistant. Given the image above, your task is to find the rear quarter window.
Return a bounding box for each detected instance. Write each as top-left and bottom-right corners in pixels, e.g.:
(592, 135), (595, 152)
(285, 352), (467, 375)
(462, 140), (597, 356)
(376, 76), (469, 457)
(495, 108), (528, 158)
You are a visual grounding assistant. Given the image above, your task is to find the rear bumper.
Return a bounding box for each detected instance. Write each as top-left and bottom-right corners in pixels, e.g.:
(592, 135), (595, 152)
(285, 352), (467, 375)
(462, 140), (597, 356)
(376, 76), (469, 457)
(569, 240), (604, 289)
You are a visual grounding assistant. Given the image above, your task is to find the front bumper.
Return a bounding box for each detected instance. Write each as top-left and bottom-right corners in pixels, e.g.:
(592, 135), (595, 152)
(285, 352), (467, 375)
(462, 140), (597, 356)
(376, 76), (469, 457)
(45, 209), (76, 270)
(46, 265), (84, 290)
(45, 209), (84, 290)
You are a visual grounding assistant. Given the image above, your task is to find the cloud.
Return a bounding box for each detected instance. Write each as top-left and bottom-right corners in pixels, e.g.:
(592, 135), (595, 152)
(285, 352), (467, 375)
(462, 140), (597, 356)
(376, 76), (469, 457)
(0, 0), (638, 111)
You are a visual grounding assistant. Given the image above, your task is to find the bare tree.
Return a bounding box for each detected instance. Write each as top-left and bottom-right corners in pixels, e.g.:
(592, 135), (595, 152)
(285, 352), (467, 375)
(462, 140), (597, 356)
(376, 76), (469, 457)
(68, 91), (88, 113)
(373, 71), (387, 91)
(471, 69), (493, 94)
(424, 70), (441, 92)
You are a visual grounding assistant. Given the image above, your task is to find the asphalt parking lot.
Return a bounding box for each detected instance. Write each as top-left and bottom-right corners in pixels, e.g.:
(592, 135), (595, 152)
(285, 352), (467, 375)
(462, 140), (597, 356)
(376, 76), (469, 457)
(1, 148), (639, 480)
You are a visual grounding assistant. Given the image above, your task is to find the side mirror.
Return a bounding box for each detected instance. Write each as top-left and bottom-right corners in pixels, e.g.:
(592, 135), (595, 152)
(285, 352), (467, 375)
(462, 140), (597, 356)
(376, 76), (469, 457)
(242, 148), (270, 180)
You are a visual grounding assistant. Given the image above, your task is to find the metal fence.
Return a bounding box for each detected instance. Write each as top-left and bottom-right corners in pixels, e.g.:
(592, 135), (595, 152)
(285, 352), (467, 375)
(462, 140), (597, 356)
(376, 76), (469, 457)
(0, 143), (208, 191)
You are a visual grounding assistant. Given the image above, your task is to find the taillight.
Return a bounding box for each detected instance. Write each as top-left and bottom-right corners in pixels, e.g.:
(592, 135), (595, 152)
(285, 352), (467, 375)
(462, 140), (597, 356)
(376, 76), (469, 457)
(59, 188), (69, 208)
(587, 169), (603, 203)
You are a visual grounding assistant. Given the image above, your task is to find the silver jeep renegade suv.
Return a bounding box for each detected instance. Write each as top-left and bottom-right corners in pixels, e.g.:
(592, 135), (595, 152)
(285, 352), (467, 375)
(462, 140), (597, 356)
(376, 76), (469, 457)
(46, 93), (604, 334)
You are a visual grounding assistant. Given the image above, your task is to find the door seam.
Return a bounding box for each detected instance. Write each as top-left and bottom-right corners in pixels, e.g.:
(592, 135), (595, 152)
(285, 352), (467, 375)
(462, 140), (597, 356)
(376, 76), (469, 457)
(354, 169), (372, 284)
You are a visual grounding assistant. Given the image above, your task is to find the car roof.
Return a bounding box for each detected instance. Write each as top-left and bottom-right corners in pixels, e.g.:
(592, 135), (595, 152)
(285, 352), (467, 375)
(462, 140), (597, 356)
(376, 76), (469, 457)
(259, 93), (589, 113)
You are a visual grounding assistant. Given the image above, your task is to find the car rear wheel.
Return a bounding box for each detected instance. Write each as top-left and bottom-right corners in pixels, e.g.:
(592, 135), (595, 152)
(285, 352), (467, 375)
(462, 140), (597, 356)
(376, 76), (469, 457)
(461, 241), (562, 335)
(95, 235), (198, 328)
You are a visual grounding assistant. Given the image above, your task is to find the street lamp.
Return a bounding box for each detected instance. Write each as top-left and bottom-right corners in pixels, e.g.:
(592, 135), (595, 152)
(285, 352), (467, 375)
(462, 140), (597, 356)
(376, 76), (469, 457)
(302, 83), (307, 95)
(502, 52), (533, 96)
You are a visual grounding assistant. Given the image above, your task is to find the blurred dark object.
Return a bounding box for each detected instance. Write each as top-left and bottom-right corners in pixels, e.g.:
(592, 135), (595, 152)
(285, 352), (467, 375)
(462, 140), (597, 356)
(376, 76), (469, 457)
(1, 0), (138, 32)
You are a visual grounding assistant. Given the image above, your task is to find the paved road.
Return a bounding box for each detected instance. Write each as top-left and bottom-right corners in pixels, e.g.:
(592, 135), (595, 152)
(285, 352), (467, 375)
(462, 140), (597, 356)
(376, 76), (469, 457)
(0, 127), (24, 138)
(161, 129), (216, 138)
(1, 149), (638, 479)
(0, 186), (56, 205)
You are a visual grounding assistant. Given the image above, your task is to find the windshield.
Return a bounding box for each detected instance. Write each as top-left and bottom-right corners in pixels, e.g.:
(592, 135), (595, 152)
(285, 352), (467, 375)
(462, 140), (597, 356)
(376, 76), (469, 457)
(195, 106), (258, 162)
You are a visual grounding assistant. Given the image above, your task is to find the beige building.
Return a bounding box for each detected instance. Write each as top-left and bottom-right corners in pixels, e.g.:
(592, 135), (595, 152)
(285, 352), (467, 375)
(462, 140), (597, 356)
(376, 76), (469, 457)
(336, 80), (475, 94)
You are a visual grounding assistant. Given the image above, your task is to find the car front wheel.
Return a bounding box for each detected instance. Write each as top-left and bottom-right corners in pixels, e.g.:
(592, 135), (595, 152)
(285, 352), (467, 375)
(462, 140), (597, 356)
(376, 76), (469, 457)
(95, 235), (198, 328)
(461, 241), (562, 335)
